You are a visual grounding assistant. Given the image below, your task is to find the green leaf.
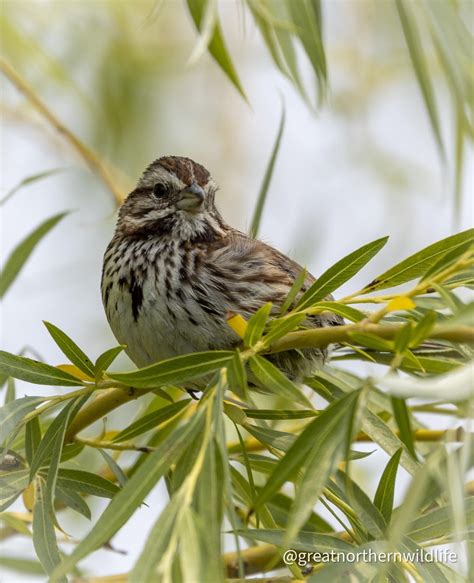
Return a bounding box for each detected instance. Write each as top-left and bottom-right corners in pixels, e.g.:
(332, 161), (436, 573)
(25, 417), (42, 466)
(296, 237), (389, 310)
(249, 102), (286, 238)
(395, 0), (444, 158)
(112, 399), (191, 442)
(243, 408), (318, 420)
(391, 397), (417, 460)
(49, 410), (206, 582)
(0, 212), (68, 298)
(244, 424), (296, 452)
(249, 355), (312, 408)
(364, 229), (474, 291)
(348, 332), (393, 352)
(255, 392), (359, 518)
(109, 350), (233, 388)
(373, 448), (403, 524)
(408, 497), (474, 543)
(55, 486), (91, 520)
(0, 168), (62, 206)
(0, 397), (44, 444)
(0, 351), (82, 387)
(0, 511), (32, 536)
(0, 457), (29, 511)
(287, 0), (327, 101)
(55, 468), (119, 499)
(244, 302), (273, 347)
(264, 313), (306, 346)
(309, 301), (366, 323)
(94, 345), (125, 379)
(227, 352), (248, 401)
(0, 556), (45, 576)
(32, 478), (66, 582)
(186, 0), (247, 101)
(285, 393), (361, 540)
(43, 322), (95, 377)
(280, 267), (307, 315)
(29, 400), (78, 481)
(4, 377), (15, 403)
(234, 528), (354, 553)
(98, 449), (128, 488)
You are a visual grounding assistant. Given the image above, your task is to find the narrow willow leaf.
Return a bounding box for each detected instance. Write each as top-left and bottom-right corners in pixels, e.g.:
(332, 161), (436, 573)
(55, 469), (119, 498)
(286, 393), (360, 540)
(112, 399), (191, 442)
(227, 352), (248, 401)
(243, 408), (318, 420)
(421, 241), (473, 282)
(0, 556), (45, 576)
(94, 345), (125, 379)
(348, 332), (393, 352)
(287, 0), (327, 99)
(0, 351), (82, 387)
(32, 479), (65, 582)
(267, 491), (333, 533)
(362, 410), (419, 476)
(98, 450), (128, 488)
(280, 267), (307, 315)
(43, 322), (95, 377)
(249, 102), (285, 238)
(374, 448), (403, 525)
(50, 410), (205, 582)
(25, 417), (42, 466)
(0, 168), (62, 206)
(0, 397), (44, 444)
(308, 302), (366, 323)
(244, 424), (296, 452)
(395, 0), (444, 157)
(186, 0), (247, 100)
(264, 313), (306, 345)
(109, 350), (233, 388)
(244, 302), (273, 347)
(249, 354), (313, 408)
(296, 237), (389, 310)
(410, 311), (437, 347)
(391, 397), (417, 460)
(364, 229), (474, 291)
(0, 212), (68, 298)
(55, 486), (91, 520)
(255, 391), (359, 512)
(4, 378), (15, 404)
(29, 400), (78, 481)
(408, 497), (474, 543)
(0, 511), (31, 536)
(234, 528), (354, 553)
(330, 472), (386, 539)
(0, 459), (29, 511)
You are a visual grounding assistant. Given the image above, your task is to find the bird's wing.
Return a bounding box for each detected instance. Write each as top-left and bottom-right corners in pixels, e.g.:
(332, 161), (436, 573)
(199, 230), (341, 325)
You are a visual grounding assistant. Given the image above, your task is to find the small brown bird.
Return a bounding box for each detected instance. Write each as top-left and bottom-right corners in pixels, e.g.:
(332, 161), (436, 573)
(101, 156), (342, 382)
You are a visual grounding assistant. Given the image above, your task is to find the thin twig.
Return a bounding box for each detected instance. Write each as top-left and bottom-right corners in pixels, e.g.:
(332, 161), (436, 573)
(0, 57), (126, 205)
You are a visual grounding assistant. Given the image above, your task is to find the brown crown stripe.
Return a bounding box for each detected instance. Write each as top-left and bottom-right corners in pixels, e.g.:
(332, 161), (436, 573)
(155, 156), (210, 187)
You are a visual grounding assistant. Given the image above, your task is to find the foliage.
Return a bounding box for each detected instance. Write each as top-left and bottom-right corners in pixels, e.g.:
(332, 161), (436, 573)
(1, 226), (473, 580)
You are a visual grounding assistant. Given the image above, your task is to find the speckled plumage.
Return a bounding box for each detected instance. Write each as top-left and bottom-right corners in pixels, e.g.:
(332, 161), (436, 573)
(101, 156), (342, 381)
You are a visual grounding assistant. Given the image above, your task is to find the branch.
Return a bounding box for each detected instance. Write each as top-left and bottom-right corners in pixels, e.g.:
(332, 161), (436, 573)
(65, 387), (146, 442)
(0, 57), (126, 205)
(227, 428), (469, 454)
(268, 323), (474, 353)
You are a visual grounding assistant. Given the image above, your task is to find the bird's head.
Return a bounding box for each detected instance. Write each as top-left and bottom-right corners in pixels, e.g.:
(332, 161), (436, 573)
(116, 156), (226, 241)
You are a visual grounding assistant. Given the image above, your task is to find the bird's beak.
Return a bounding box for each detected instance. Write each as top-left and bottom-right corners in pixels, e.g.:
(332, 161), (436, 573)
(176, 182), (205, 212)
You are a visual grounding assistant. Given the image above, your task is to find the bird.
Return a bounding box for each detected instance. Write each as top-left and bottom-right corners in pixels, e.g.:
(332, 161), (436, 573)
(101, 156), (342, 384)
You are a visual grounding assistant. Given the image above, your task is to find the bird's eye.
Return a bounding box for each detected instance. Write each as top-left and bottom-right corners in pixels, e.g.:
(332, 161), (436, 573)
(153, 183), (168, 198)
